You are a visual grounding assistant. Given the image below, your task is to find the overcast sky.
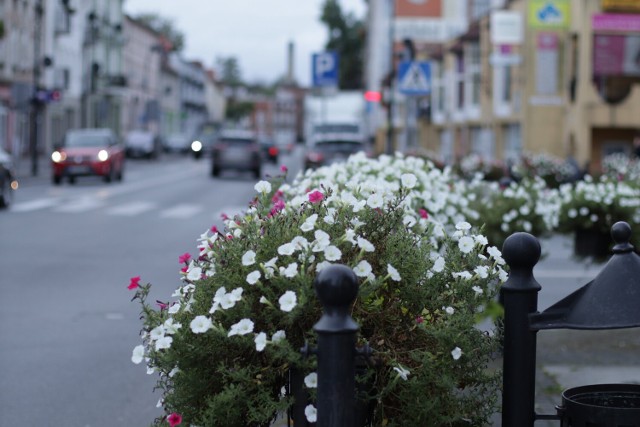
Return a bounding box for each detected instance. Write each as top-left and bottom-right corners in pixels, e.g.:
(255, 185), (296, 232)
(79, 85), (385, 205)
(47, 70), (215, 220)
(123, 0), (367, 87)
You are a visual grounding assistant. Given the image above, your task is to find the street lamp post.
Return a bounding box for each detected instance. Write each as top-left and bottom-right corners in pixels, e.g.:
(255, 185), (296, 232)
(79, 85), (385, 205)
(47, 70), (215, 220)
(385, 0), (395, 155)
(29, 0), (44, 177)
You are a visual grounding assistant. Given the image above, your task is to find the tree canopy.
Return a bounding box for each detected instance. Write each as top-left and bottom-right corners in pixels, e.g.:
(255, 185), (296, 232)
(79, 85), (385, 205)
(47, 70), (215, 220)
(135, 13), (185, 52)
(320, 0), (365, 90)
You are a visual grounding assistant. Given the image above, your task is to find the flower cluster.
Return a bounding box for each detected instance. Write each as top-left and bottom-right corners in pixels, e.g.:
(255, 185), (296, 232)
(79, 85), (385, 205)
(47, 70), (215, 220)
(601, 152), (640, 182)
(131, 153), (506, 426)
(511, 151), (579, 188)
(557, 175), (640, 243)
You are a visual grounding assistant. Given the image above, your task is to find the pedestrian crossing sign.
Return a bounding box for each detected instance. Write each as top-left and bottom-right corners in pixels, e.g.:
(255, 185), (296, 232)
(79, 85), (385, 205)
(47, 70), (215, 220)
(397, 61), (431, 96)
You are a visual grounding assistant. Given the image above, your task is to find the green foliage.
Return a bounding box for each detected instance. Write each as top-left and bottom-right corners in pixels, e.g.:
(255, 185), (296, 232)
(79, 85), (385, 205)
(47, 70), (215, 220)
(132, 159), (505, 426)
(135, 13), (185, 52)
(320, 0), (365, 89)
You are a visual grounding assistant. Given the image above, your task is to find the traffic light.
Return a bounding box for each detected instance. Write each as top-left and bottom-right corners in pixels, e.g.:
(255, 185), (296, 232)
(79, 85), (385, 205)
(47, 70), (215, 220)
(48, 89), (62, 102)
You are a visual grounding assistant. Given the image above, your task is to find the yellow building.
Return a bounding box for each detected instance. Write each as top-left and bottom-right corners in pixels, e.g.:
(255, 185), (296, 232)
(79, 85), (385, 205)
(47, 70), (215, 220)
(422, 0), (640, 173)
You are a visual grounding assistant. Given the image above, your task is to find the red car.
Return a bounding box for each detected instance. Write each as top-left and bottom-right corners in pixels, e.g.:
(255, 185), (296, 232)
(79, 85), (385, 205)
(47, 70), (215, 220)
(51, 128), (125, 185)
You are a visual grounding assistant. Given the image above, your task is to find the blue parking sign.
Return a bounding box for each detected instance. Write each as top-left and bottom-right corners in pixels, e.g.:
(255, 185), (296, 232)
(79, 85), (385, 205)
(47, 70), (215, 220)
(312, 52), (339, 87)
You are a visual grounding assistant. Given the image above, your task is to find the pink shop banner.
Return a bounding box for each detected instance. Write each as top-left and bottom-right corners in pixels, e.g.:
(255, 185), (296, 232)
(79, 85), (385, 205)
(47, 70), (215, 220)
(593, 34), (640, 76)
(592, 13), (640, 32)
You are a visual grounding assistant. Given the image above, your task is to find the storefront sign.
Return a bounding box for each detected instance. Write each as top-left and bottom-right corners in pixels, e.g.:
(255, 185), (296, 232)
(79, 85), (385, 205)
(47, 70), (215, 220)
(592, 13), (640, 32)
(601, 0), (640, 12)
(491, 11), (523, 44)
(529, 0), (571, 29)
(593, 34), (640, 76)
(536, 33), (559, 95)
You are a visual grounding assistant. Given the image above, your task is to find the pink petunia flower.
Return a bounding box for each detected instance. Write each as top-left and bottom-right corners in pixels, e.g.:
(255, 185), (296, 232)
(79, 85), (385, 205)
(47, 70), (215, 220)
(221, 213), (229, 221)
(127, 276), (141, 290)
(210, 225), (218, 233)
(419, 209), (429, 219)
(308, 190), (324, 204)
(416, 316), (424, 324)
(178, 253), (191, 264)
(280, 165), (288, 173)
(156, 301), (168, 310)
(167, 412), (182, 426)
(180, 266), (188, 273)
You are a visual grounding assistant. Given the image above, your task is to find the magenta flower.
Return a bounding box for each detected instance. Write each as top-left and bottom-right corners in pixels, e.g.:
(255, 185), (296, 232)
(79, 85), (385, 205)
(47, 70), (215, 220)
(280, 165), (288, 173)
(156, 301), (168, 310)
(210, 225), (218, 233)
(419, 208), (429, 219)
(180, 266), (188, 273)
(178, 253), (191, 264)
(127, 276), (141, 290)
(167, 412), (182, 426)
(308, 190), (324, 204)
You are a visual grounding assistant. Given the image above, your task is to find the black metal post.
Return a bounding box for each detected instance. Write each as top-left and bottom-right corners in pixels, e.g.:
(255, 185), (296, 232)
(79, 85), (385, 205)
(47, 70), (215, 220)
(385, 0), (395, 155)
(29, 0), (44, 177)
(500, 232), (542, 427)
(313, 264), (359, 427)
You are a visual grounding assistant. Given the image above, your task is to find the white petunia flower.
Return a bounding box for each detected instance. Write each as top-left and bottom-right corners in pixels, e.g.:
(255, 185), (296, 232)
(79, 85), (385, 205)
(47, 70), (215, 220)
(458, 236), (475, 254)
(246, 270), (261, 285)
(304, 372), (318, 388)
(387, 264), (401, 281)
(356, 237), (375, 252)
(279, 290), (298, 312)
(353, 260), (372, 277)
(163, 318), (182, 335)
(366, 193), (384, 209)
(149, 325), (165, 341)
(487, 246), (505, 264)
(278, 243), (295, 256)
(242, 250), (257, 266)
(190, 315), (213, 334)
(254, 180), (272, 194)
(168, 367), (180, 378)
(432, 257), (445, 273)
(305, 405), (317, 423)
(474, 235), (488, 246)
(568, 208), (578, 218)
(228, 318), (254, 337)
(131, 345), (145, 364)
(472, 285), (484, 296)
(255, 332), (267, 352)
(155, 336), (173, 351)
(259, 296), (269, 304)
(403, 215), (417, 227)
(324, 245), (342, 261)
(393, 365), (410, 381)
(401, 173), (417, 188)
(186, 267), (202, 281)
(300, 214), (318, 232)
(272, 330), (286, 343)
(474, 266), (489, 279)
(452, 271), (473, 280)
(282, 262), (298, 278)
(444, 306), (455, 315)
(168, 302), (180, 314)
(316, 260), (332, 272)
(455, 221), (472, 231)
(451, 346), (463, 360)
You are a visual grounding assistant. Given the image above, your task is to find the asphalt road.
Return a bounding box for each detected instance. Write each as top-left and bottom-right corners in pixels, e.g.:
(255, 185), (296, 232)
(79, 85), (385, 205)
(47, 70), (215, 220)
(0, 150), (301, 426)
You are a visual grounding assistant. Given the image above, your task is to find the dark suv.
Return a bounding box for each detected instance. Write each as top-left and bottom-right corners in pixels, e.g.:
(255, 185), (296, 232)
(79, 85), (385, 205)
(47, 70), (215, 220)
(211, 130), (262, 178)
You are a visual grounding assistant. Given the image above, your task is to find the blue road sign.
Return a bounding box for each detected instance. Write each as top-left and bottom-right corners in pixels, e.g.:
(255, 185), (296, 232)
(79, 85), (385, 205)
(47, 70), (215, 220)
(312, 52), (339, 87)
(397, 61), (431, 96)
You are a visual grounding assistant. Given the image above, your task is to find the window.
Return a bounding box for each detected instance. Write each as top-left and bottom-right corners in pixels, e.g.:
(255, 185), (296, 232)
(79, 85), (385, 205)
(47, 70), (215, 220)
(503, 124), (521, 164)
(466, 43), (482, 109)
(456, 53), (465, 109)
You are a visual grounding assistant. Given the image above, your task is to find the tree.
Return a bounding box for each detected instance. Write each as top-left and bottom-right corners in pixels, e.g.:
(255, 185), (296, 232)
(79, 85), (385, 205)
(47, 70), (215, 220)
(135, 13), (185, 52)
(320, 0), (366, 90)
(215, 56), (243, 87)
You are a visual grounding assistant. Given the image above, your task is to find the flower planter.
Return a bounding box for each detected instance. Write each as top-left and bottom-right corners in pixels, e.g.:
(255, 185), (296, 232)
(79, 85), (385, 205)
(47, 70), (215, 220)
(574, 228), (612, 259)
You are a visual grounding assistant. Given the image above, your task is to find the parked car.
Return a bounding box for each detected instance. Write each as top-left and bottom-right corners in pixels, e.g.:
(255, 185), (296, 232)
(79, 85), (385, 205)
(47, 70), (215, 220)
(0, 148), (17, 209)
(259, 137), (279, 164)
(51, 128), (125, 185)
(125, 130), (161, 159)
(191, 122), (220, 159)
(211, 130), (262, 178)
(304, 139), (366, 170)
(163, 133), (191, 154)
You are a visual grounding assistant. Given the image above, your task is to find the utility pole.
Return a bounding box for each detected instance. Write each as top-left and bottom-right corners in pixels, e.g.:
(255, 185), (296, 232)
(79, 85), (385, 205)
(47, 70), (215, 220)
(385, 0), (395, 155)
(29, 0), (44, 177)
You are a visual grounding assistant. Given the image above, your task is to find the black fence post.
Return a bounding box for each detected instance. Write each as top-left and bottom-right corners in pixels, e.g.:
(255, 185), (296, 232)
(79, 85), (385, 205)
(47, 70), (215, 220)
(500, 232), (542, 427)
(313, 264), (359, 427)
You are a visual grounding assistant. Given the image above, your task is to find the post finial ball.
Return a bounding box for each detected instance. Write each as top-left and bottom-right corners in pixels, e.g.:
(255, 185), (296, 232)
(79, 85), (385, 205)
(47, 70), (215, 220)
(502, 232), (541, 271)
(611, 221), (634, 253)
(314, 264), (359, 308)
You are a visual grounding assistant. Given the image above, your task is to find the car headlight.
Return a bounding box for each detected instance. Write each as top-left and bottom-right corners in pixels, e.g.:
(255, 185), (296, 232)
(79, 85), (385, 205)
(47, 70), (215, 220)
(191, 140), (203, 152)
(97, 150), (109, 161)
(51, 151), (66, 163)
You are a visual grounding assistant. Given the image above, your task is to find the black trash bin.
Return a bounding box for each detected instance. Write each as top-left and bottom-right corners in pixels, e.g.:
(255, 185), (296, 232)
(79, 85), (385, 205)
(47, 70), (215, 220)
(559, 383), (640, 427)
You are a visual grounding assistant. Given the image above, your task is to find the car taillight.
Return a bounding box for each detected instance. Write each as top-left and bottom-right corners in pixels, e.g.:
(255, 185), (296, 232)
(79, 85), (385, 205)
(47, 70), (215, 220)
(307, 152), (324, 163)
(268, 147), (278, 156)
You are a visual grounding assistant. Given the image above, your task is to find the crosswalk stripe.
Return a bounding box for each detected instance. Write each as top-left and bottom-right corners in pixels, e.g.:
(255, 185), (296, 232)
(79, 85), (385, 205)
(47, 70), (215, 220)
(159, 204), (203, 219)
(53, 197), (105, 213)
(106, 201), (157, 216)
(11, 198), (59, 212)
